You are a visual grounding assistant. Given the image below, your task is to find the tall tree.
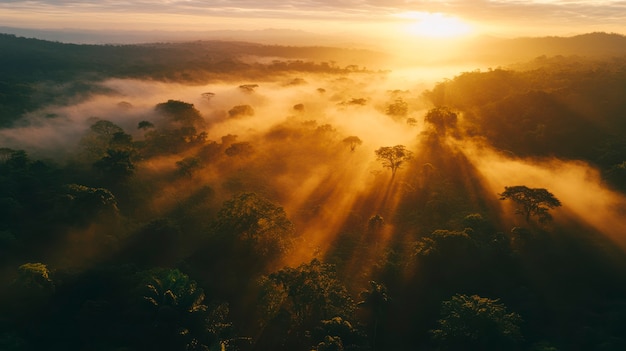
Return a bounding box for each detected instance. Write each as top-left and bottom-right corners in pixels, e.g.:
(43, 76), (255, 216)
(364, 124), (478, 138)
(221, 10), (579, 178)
(212, 192), (296, 259)
(342, 136), (363, 152)
(385, 98), (408, 118)
(499, 185), (561, 222)
(93, 149), (135, 181)
(357, 281), (391, 351)
(374, 145), (413, 177)
(431, 294), (523, 351)
(259, 259), (355, 330)
(133, 268), (232, 351)
(424, 107), (458, 133)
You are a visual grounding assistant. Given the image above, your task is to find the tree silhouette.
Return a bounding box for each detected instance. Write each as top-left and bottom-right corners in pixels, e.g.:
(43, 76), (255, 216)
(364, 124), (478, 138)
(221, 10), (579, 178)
(424, 107), (458, 133)
(212, 192), (296, 259)
(224, 142), (254, 157)
(342, 136), (363, 152)
(137, 120), (155, 131)
(374, 145), (413, 177)
(357, 281), (391, 351)
(385, 98), (408, 118)
(312, 317), (368, 351)
(80, 120), (126, 160)
(93, 148), (135, 180)
(228, 104), (255, 118)
(499, 185), (561, 222)
(176, 157), (202, 176)
(135, 268), (214, 351)
(259, 259), (355, 328)
(431, 294), (523, 351)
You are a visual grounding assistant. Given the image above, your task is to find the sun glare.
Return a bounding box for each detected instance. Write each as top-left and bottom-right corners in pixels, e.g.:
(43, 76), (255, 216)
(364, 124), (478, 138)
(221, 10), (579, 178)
(396, 11), (473, 38)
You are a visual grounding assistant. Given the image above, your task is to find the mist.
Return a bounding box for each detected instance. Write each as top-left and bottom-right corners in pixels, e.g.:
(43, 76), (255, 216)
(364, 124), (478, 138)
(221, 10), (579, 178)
(463, 142), (626, 248)
(4, 57), (624, 258)
(3, 32), (626, 351)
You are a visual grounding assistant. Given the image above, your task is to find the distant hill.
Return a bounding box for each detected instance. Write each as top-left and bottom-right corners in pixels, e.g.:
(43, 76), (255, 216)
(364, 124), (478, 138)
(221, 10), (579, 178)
(0, 33), (387, 127)
(0, 26), (365, 48)
(463, 32), (626, 64)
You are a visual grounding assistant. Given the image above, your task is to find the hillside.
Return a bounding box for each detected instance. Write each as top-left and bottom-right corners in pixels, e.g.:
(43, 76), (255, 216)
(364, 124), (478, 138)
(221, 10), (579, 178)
(0, 33), (387, 127)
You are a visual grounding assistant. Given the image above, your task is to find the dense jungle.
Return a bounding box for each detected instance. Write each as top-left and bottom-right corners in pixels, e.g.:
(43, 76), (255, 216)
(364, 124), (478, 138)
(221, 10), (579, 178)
(1, 32), (626, 351)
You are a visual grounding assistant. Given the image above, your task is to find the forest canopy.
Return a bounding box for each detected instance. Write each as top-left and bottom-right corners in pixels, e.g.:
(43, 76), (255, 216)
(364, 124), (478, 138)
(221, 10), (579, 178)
(1, 33), (626, 351)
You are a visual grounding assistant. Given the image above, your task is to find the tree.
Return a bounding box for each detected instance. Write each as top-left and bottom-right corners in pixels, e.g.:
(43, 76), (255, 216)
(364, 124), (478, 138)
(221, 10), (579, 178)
(224, 142), (254, 157)
(201, 92), (215, 101)
(342, 136), (363, 152)
(374, 145), (413, 177)
(155, 100), (204, 126)
(431, 294), (523, 351)
(176, 157), (202, 176)
(14, 262), (55, 292)
(424, 106), (458, 132)
(259, 259), (355, 329)
(367, 215), (384, 233)
(137, 120), (155, 131)
(89, 119), (124, 137)
(93, 148), (135, 180)
(357, 281), (391, 351)
(134, 268), (219, 351)
(212, 192), (297, 259)
(414, 229), (476, 259)
(499, 185), (561, 222)
(238, 84), (258, 93)
(385, 98), (408, 117)
(79, 120), (126, 160)
(312, 317), (369, 351)
(228, 105), (255, 118)
(59, 184), (119, 223)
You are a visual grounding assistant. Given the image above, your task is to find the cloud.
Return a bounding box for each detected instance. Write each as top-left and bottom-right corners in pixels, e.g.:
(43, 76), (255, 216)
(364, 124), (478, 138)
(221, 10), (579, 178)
(0, 0), (625, 40)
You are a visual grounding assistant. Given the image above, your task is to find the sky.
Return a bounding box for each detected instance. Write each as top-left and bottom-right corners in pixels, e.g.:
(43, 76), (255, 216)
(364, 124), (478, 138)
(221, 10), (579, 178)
(1, 0), (626, 41)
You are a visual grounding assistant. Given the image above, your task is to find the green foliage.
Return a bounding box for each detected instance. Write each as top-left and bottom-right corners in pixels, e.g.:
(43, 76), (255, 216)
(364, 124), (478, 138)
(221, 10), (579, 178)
(121, 218), (182, 267)
(358, 281), (391, 317)
(141, 100), (208, 155)
(422, 62), (626, 165)
(259, 259), (355, 329)
(93, 149), (135, 180)
(155, 100), (204, 127)
(133, 268), (231, 351)
(313, 317), (368, 350)
(2, 34), (626, 351)
(139, 268), (207, 316)
(79, 120), (132, 162)
(212, 192), (297, 259)
(13, 262), (55, 295)
(431, 294), (523, 350)
(415, 229), (475, 258)
(4, 150), (30, 170)
(58, 184), (119, 223)
(499, 185), (562, 222)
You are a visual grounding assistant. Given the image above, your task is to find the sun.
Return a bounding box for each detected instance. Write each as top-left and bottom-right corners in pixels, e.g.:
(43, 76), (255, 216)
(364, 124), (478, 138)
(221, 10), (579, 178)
(396, 12), (473, 38)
